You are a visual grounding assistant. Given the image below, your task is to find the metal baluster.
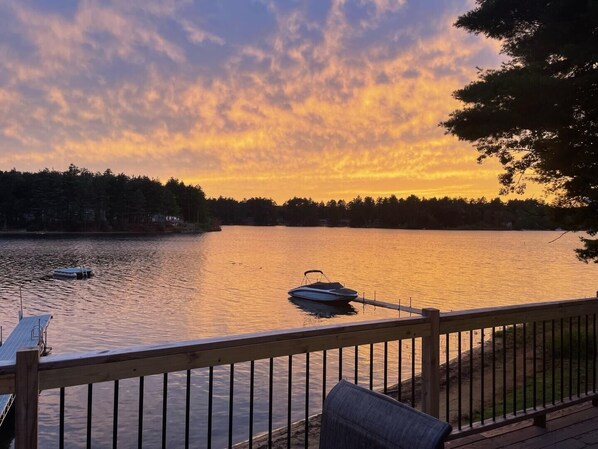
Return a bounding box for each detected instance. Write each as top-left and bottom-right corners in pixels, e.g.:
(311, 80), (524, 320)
(552, 320), (556, 405)
(532, 321), (538, 410)
(561, 318), (565, 402)
(542, 321), (546, 408)
(113, 380), (119, 449)
(269, 358), (274, 448)
(185, 370), (191, 449)
(593, 314), (597, 393)
(384, 342), (388, 394)
(208, 367), (213, 449)
(586, 315), (589, 395)
(513, 324), (517, 416)
(323, 350), (327, 403)
(162, 373), (168, 449)
(354, 346), (359, 385)
(398, 340), (402, 402)
(370, 344), (374, 390)
(503, 325), (507, 419)
(287, 356), (292, 449)
(338, 347), (343, 381)
(578, 316), (581, 397)
(446, 335), (450, 422)
(569, 317), (573, 400)
(523, 323), (527, 412)
(229, 365), (234, 449)
(411, 337), (415, 408)
(492, 327), (496, 421)
(481, 328), (485, 425)
(458, 331), (462, 430)
(469, 330), (473, 427)
(305, 352), (310, 449)
(250, 361), (255, 449)
(59, 387), (65, 449)
(87, 384), (93, 449)
(138, 377), (144, 449)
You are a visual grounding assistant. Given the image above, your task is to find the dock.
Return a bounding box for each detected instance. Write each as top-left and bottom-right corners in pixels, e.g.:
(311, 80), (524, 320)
(0, 314), (52, 428)
(352, 297), (422, 315)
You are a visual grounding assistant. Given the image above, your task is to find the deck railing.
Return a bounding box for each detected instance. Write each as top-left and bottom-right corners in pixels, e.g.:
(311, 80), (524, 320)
(0, 296), (597, 448)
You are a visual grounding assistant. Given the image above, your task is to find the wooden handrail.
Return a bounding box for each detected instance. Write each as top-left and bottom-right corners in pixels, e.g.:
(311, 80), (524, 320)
(0, 315), (429, 393)
(439, 297), (598, 334)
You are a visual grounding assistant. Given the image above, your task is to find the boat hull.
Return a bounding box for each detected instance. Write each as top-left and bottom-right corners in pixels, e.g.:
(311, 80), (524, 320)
(53, 267), (93, 279)
(288, 287), (358, 304)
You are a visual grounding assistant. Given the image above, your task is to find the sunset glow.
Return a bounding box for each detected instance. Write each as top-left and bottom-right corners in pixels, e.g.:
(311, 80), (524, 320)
(0, 0), (541, 202)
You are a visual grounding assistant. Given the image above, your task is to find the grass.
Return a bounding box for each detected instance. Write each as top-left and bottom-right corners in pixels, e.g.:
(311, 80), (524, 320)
(457, 317), (598, 425)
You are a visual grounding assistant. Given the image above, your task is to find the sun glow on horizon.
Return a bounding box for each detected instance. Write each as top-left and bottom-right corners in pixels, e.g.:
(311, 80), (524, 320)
(0, 0), (539, 204)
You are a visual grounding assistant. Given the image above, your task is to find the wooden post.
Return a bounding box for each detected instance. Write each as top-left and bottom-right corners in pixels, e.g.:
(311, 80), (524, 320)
(16, 347), (39, 449)
(533, 414), (546, 428)
(422, 308), (440, 418)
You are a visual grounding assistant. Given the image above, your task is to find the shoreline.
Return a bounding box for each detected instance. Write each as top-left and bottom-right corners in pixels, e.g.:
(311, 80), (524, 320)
(0, 228), (219, 237)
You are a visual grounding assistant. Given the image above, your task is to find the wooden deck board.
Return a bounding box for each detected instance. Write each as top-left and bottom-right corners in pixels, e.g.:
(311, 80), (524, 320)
(446, 402), (598, 449)
(0, 315), (51, 429)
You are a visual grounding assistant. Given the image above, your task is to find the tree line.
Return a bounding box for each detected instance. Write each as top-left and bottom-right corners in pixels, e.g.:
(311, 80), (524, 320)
(0, 166), (208, 232)
(0, 166), (579, 233)
(208, 195), (576, 230)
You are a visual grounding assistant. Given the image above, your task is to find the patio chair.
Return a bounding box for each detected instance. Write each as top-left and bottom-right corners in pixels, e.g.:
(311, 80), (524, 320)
(319, 380), (452, 449)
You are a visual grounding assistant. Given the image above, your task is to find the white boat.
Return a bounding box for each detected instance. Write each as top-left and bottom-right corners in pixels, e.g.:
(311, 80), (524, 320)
(53, 267), (93, 279)
(288, 270), (358, 303)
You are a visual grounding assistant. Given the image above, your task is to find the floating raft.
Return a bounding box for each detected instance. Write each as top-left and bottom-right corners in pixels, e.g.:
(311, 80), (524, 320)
(53, 267), (93, 279)
(0, 314), (52, 429)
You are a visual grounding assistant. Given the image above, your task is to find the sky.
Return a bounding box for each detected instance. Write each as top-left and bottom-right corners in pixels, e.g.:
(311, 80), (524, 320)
(0, 0), (540, 203)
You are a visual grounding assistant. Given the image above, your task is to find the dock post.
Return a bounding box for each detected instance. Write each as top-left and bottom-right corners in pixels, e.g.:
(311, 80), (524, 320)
(421, 308), (440, 418)
(15, 347), (39, 449)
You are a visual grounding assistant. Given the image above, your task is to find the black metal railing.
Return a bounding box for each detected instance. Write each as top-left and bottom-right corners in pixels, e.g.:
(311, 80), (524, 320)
(2, 297), (598, 449)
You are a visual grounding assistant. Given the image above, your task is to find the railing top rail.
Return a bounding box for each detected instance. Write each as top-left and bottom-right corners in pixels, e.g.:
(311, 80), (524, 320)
(0, 315), (429, 393)
(439, 296), (598, 333)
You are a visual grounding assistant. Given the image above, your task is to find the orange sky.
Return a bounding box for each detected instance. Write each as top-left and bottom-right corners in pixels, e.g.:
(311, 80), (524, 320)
(0, 0), (546, 203)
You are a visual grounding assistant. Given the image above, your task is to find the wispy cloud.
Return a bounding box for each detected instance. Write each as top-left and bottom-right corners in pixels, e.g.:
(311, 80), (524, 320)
(0, 0), (521, 201)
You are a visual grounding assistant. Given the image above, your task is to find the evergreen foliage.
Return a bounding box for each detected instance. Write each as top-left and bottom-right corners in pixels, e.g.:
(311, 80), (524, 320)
(0, 166), (208, 232)
(443, 0), (598, 261)
(208, 195), (571, 230)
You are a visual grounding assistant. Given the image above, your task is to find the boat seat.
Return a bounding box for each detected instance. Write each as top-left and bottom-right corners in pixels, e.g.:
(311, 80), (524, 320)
(319, 380), (452, 449)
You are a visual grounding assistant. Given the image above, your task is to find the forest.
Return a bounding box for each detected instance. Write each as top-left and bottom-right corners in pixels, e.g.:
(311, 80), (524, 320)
(0, 167), (577, 233)
(208, 195), (576, 230)
(0, 166), (208, 232)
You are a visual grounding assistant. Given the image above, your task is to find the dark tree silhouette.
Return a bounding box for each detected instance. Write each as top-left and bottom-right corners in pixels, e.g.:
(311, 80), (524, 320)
(0, 167), (208, 232)
(443, 0), (598, 261)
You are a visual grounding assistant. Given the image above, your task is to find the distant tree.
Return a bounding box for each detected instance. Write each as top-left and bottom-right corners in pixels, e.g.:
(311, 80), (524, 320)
(443, 0), (598, 261)
(244, 198), (278, 225)
(283, 197), (319, 226)
(0, 167), (209, 232)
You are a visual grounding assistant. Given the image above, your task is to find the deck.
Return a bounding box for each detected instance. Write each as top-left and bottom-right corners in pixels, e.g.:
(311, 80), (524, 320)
(446, 402), (598, 449)
(0, 315), (51, 428)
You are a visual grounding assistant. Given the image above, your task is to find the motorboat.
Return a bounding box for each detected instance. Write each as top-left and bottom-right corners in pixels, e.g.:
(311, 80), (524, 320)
(288, 270), (358, 303)
(53, 267), (93, 279)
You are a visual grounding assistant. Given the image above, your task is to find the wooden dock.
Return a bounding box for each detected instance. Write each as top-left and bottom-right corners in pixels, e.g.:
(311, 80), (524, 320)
(352, 297), (422, 315)
(0, 315), (52, 429)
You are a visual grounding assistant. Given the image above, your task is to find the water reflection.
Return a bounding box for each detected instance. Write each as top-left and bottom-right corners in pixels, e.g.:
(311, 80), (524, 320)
(0, 228), (596, 448)
(289, 297), (357, 318)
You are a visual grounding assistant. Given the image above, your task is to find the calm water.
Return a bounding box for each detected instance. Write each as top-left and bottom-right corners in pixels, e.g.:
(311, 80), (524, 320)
(0, 227), (596, 448)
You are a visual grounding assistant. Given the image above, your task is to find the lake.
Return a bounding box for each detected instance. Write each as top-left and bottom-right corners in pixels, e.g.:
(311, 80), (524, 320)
(0, 227), (596, 448)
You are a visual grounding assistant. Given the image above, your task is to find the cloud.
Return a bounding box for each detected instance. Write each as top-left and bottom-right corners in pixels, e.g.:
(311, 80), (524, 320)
(0, 0), (518, 202)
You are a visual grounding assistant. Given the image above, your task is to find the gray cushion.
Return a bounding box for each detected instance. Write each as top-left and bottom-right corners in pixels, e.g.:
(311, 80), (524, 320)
(319, 380), (452, 449)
